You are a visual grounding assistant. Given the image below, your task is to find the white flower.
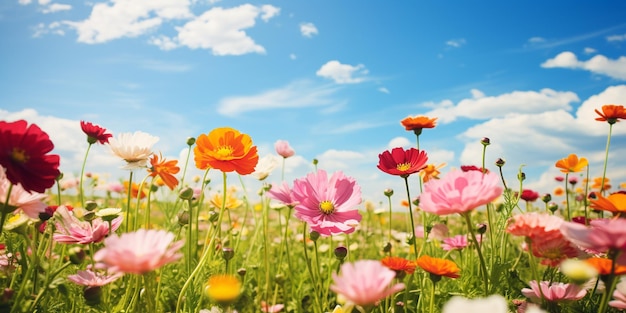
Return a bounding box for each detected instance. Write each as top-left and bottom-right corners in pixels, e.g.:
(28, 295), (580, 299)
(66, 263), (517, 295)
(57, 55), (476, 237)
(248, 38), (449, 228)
(109, 131), (159, 170)
(443, 295), (508, 313)
(252, 154), (279, 180)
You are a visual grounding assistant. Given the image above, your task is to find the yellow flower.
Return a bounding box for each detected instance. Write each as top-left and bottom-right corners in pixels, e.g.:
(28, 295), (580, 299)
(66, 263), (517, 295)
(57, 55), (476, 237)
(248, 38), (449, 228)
(204, 274), (242, 304)
(210, 191), (243, 210)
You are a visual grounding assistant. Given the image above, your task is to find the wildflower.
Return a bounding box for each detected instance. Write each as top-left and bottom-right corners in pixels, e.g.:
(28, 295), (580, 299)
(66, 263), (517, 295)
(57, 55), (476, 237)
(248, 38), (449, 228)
(419, 170), (503, 216)
(610, 279), (626, 309)
(591, 177), (611, 191)
(531, 235), (581, 267)
(108, 131), (159, 170)
(416, 255), (461, 279)
(266, 182), (298, 207)
(377, 147), (428, 177)
(330, 260), (405, 307)
(584, 257), (626, 276)
(441, 235), (469, 251)
(123, 181), (148, 199)
(274, 140), (295, 158)
(53, 206), (122, 245)
(381, 256), (416, 278)
(0, 168), (47, 218)
(560, 218), (626, 255)
(400, 115), (437, 135)
(261, 301), (284, 313)
(506, 212), (564, 240)
(553, 187), (565, 196)
(209, 191), (243, 210)
(460, 165), (489, 173)
(442, 295), (509, 313)
(519, 189), (540, 202)
(0, 120), (60, 193)
(67, 270), (122, 287)
(148, 153), (180, 190)
(204, 274), (242, 304)
(560, 259), (599, 284)
(291, 170), (362, 236)
(94, 229), (183, 274)
(252, 154), (279, 181)
(589, 192), (626, 214)
(555, 154), (588, 173)
(80, 121), (112, 145)
(194, 127), (259, 175)
(595, 104), (626, 124)
(420, 163), (446, 182)
(521, 281), (586, 303)
(555, 176), (565, 182)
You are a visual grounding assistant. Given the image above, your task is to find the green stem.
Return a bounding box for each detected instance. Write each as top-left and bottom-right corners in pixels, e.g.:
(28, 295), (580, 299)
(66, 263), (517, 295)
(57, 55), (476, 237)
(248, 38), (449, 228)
(124, 171), (134, 233)
(429, 280), (436, 313)
(301, 224), (322, 313)
(598, 251), (620, 313)
(402, 177), (419, 257)
(600, 123), (613, 196)
(463, 212), (489, 294)
(565, 173), (571, 221)
(79, 143), (93, 208)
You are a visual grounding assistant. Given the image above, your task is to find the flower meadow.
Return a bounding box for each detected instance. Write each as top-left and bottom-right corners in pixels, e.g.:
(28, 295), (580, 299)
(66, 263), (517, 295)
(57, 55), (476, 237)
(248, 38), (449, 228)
(1, 105), (626, 313)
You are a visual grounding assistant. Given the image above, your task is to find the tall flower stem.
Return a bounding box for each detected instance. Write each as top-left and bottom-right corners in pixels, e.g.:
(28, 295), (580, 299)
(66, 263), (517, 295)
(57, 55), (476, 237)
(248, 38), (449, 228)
(403, 176), (419, 257)
(598, 251), (620, 313)
(301, 223), (322, 313)
(178, 138), (194, 192)
(133, 174), (150, 231)
(600, 123), (613, 196)
(79, 143), (93, 208)
(564, 173), (571, 221)
(463, 212), (489, 294)
(385, 192), (393, 246)
(124, 171), (134, 233)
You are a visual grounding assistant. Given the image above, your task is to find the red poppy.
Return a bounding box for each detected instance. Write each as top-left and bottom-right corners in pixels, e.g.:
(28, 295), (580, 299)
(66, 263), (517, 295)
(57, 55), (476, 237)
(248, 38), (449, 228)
(0, 120), (60, 193)
(595, 104), (626, 124)
(377, 147), (428, 178)
(519, 189), (539, 202)
(80, 121), (112, 145)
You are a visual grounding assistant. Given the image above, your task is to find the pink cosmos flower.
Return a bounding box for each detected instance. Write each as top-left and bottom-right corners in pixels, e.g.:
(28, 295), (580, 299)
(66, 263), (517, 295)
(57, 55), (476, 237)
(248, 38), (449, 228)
(442, 235), (469, 251)
(266, 182), (298, 207)
(274, 140), (295, 158)
(53, 206), (122, 245)
(67, 270), (122, 287)
(261, 301), (284, 313)
(521, 281), (586, 303)
(330, 260), (405, 307)
(291, 170), (362, 236)
(419, 170), (503, 216)
(94, 229), (184, 274)
(560, 218), (626, 254)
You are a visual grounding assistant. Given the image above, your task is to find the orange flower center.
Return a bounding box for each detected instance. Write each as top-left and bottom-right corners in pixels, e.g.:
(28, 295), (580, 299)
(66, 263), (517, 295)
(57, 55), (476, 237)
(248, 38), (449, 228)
(216, 146), (234, 158)
(11, 148), (29, 164)
(319, 200), (335, 214)
(396, 162), (411, 171)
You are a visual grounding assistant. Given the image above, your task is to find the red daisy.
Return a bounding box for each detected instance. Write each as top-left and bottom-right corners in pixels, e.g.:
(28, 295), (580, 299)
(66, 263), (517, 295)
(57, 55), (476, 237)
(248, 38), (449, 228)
(0, 120), (60, 193)
(80, 121), (112, 145)
(377, 147), (428, 178)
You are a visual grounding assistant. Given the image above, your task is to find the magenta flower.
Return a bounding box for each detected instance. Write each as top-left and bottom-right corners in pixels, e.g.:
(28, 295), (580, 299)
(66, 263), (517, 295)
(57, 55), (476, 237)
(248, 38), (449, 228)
(419, 170), (503, 216)
(267, 182), (298, 207)
(53, 206), (122, 245)
(560, 218), (626, 254)
(67, 270), (122, 287)
(291, 170), (362, 236)
(94, 229), (184, 274)
(521, 281), (586, 303)
(441, 235), (469, 251)
(274, 140), (295, 158)
(330, 260), (405, 307)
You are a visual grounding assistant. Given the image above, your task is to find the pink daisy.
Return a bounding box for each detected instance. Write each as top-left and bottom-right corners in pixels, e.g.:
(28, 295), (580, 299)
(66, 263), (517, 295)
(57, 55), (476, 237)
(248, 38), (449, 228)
(266, 182), (299, 207)
(330, 260), (405, 307)
(53, 206), (122, 245)
(261, 301), (284, 313)
(441, 235), (469, 251)
(94, 229), (184, 274)
(521, 281), (586, 303)
(67, 269), (122, 287)
(291, 170), (362, 236)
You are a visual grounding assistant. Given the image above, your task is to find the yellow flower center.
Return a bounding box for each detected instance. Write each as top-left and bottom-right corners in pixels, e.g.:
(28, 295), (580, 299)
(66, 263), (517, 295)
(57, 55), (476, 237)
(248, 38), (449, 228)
(8, 214), (21, 224)
(319, 200), (335, 215)
(11, 148), (28, 164)
(216, 145), (234, 158)
(396, 162), (411, 171)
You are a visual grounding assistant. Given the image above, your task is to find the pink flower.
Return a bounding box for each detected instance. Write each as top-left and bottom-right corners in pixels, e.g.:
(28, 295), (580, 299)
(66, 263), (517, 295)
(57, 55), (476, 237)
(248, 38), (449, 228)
(330, 260), (405, 307)
(67, 270), (122, 287)
(291, 170), (362, 236)
(506, 213), (564, 240)
(560, 218), (626, 254)
(531, 235), (581, 267)
(94, 229), (184, 274)
(266, 182), (298, 207)
(261, 301), (284, 313)
(274, 140), (295, 158)
(521, 281), (586, 303)
(441, 235), (469, 251)
(419, 170), (503, 216)
(610, 279), (626, 309)
(53, 206), (122, 245)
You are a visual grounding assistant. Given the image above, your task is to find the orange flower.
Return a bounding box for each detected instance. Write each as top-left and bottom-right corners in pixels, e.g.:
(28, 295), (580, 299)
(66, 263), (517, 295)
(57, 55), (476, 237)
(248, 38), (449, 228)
(420, 163), (446, 183)
(148, 153), (180, 190)
(123, 181), (148, 199)
(585, 257), (626, 275)
(416, 255), (460, 279)
(555, 154), (588, 173)
(400, 115), (437, 134)
(591, 177), (611, 191)
(381, 256), (416, 277)
(194, 127), (259, 175)
(553, 187), (565, 196)
(589, 192), (626, 214)
(595, 104), (626, 124)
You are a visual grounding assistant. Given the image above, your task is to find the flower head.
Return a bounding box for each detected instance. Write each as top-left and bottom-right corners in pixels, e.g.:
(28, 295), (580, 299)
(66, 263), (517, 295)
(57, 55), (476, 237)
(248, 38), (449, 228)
(261, 301), (284, 313)
(555, 154), (588, 173)
(610, 279), (626, 309)
(420, 163), (446, 183)
(274, 140), (295, 158)
(591, 177), (611, 191)
(441, 235), (469, 251)
(0, 120), (60, 193)
(377, 147), (428, 178)
(506, 212), (564, 240)
(589, 192), (626, 214)
(560, 218), (626, 253)
(53, 206), (122, 245)
(460, 165), (489, 173)
(292, 170), (362, 236)
(381, 256), (416, 278)
(521, 281), (586, 303)
(419, 170), (503, 216)
(416, 255), (461, 279)
(148, 153), (180, 190)
(194, 127), (258, 175)
(266, 182), (298, 207)
(330, 260), (405, 307)
(67, 270), (122, 287)
(80, 121), (112, 145)
(109, 131), (159, 170)
(0, 168), (47, 218)
(204, 274), (242, 304)
(584, 257), (626, 276)
(400, 115), (437, 134)
(595, 104), (626, 124)
(94, 229), (183, 274)
(520, 189), (540, 202)
(252, 154), (279, 181)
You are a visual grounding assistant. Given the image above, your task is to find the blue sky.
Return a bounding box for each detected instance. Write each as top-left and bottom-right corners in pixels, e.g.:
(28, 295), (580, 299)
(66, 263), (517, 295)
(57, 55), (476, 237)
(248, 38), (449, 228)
(1, 0), (626, 206)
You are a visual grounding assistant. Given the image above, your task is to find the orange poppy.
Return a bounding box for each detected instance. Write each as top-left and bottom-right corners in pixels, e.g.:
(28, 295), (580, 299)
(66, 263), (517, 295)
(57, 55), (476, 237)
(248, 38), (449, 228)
(555, 154), (588, 173)
(400, 115), (437, 134)
(194, 127), (259, 175)
(420, 163), (446, 183)
(591, 177), (612, 191)
(585, 257), (626, 275)
(381, 256), (416, 277)
(589, 192), (626, 214)
(415, 255), (460, 279)
(595, 104), (626, 124)
(148, 153), (180, 190)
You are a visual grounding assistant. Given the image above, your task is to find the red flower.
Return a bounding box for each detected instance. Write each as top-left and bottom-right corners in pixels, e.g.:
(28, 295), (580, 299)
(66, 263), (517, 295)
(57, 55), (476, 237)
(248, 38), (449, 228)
(377, 147), (428, 178)
(80, 121), (112, 145)
(520, 189), (539, 202)
(460, 165), (489, 173)
(0, 120), (60, 193)
(595, 104), (626, 124)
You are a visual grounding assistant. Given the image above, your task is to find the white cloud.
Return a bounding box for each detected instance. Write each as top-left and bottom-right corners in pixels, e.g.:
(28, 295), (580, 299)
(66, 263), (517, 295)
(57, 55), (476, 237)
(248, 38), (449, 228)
(387, 136), (411, 149)
(300, 22), (318, 38)
(149, 35), (179, 51)
(316, 60), (368, 84)
(528, 37), (546, 43)
(260, 5), (280, 22)
(316, 149), (366, 171)
(607, 33), (626, 42)
(584, 47), (597, 54)
(425, 88), (579, 123)
(574, 84), (626, 136)
(378, 87), (389, 94)
(19, 0), (32, 4)
(541, 51), (626, 80)
(446, 38), (466, 48)
(216, 80), (340, 116)
(42, 3), (71, 14)
(289, 53), (296, 60)
(33, 22), (65, 37)
(38, 0), (50, 5)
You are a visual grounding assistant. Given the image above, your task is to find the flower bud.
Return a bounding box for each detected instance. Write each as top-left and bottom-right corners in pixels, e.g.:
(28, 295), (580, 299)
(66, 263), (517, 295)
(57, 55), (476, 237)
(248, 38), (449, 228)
(84, 201), (98, 212)
(334, 246), (348, 260)
(383, 189), (394, 197)
(541, 193), (552, 203)
(312, 159), (319, 165)
(237, 268), (247, 278)
(309, 231), (320, 242)
(481, 137), (490, 146)
(548, 202), (559, 213)
(68, 246), (86, 265)
(83, 286), (103, 306)
(222, 247), (235, 261)
(274, 273), (285, 284)
(518, 172), (526, 181)
(560, 259), (598, 285)
(383, 242), (392, 253)
(177, 210), (190, 226)
(179, 187), (194, 200)
(82, 211), (96, 222)
(186, 137), (196, 146)
(476, 223), (487, 235)
(208, 211), (219, 223)
(495, 158), (506, 167)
